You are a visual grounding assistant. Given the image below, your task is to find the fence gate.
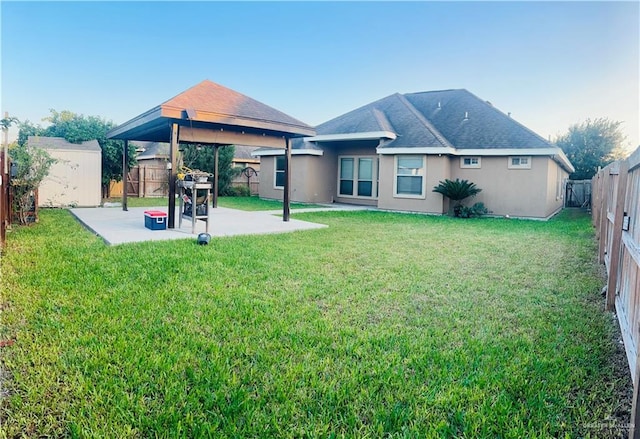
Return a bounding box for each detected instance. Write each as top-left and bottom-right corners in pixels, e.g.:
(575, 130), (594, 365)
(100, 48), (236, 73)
(565, 179), (591, 208)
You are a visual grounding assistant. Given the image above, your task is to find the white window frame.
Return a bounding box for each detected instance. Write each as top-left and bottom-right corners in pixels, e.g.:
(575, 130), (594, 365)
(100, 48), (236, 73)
(460, 156), (481, 169)
(393, 155), (426, 199)
(274, 155), (285, 189)
(337, 155), (378, 199)
(508, 156), (531, 169)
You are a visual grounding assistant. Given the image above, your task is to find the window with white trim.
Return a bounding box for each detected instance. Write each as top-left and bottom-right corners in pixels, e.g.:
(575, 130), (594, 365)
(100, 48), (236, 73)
(508, 156), (531, 169)
(461, 157), (481, 169)
(395, 155), (425, 197)
(274, 156), (285, 188)
(338, 156), (378, 198)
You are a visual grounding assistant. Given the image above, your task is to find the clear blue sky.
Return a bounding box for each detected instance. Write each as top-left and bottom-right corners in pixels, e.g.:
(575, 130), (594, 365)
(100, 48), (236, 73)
(2, 1), (638, 150)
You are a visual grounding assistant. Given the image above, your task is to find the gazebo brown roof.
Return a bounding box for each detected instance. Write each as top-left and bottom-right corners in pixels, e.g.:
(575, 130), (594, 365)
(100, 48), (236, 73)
(107, 80), (315, 227)
(107, 79), (315, 144)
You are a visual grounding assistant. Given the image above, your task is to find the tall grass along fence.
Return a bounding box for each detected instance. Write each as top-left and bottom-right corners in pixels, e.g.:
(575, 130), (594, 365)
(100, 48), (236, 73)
(592, 146), (640, 438)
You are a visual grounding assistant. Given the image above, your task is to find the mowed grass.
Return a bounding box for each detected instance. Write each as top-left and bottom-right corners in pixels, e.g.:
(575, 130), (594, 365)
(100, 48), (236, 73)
(0, 209), (630, 437)
(104, 196), (326, 211)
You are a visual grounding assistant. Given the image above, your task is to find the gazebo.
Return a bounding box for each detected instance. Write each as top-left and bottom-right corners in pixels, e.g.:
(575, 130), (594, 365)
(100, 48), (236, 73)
(106, 80), (315, 227)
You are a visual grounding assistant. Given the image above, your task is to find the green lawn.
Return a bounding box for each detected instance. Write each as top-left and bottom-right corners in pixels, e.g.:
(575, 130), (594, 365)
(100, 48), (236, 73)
(0, 209), (630, 437)
(104, 196), (327, 211)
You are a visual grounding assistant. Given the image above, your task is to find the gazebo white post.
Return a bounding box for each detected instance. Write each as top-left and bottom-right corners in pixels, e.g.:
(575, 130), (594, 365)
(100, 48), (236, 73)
(168, 123), (179, 228)
(122, 140), (128, 211)
(283, 137), (291, 222)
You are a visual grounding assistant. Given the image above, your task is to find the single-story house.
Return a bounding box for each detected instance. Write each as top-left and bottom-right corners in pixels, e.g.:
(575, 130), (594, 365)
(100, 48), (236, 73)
(28, 136), (102, 207)
(232, 145), (260, 171)
(134, 141), (169, 166)
(253, 89), (574, 219)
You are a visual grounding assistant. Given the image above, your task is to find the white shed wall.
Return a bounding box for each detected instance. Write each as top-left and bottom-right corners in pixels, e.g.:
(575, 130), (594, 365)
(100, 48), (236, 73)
(39, 148), (102, 207)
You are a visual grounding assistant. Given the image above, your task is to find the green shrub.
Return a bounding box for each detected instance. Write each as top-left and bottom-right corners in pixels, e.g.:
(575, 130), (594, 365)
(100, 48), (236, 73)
(224, 185), (252, 197)
(433, 179), (482, 216)
(457, 202), (489, 218)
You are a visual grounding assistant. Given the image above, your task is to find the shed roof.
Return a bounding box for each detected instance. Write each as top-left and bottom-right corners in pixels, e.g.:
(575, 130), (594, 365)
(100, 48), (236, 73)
(135, 142), (169, 160)
(107, 80), (315, 143)
(28, 136), (101, 152)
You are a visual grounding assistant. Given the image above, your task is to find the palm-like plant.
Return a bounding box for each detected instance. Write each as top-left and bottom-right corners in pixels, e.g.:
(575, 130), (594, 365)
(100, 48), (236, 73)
(433, 178), (482, 216)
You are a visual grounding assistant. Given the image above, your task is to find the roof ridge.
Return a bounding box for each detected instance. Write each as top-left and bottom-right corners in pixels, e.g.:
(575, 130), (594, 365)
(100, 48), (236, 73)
(395, 94), (453, 148)
(405, 88), (465, 96)
(371, 108), (395, 133)
(316, 93), (399, 131)
(159, 79), (214, 106)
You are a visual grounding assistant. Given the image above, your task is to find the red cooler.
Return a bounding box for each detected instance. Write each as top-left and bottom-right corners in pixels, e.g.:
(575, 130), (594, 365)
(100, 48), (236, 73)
(144, 210), (167, 230)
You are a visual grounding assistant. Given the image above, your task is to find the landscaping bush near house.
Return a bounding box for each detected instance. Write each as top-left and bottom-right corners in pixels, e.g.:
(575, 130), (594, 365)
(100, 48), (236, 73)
(456, 202), (490, 218)
(0, 209), (630, 437)
(433, 178), (484, 217)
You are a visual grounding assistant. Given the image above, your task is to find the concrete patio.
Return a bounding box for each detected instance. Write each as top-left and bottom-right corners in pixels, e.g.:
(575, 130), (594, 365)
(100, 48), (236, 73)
(70, 205), (365, 246)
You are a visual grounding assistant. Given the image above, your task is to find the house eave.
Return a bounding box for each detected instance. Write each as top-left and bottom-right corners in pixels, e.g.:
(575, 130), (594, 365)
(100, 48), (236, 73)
(106, 107), (165, 140)
(251, 148), (324, 157)
(305, 131), (397, 142)
(376, 146), (456, 155)
(160, 105), (316, 137)
(376, 146), (575, 173)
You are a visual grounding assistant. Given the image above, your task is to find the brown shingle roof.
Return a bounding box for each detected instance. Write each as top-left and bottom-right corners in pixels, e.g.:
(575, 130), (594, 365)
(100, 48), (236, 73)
(161, 79), (312, 131)
(107, 80), (315, 142)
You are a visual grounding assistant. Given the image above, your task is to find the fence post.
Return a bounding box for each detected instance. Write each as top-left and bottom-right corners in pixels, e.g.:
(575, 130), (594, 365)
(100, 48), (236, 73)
(606, 160), (628, 310)
(139, 166), (145, 198)
(598, 169), (610, 264)
(592, 173), (600, 228)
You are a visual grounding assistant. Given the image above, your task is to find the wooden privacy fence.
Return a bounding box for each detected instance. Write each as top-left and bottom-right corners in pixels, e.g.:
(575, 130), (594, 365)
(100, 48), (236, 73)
(109, 165), (169, 198)
(592, 146), (640, 438)
(127, 165), (169, 198)
(0, 150), (9, 249)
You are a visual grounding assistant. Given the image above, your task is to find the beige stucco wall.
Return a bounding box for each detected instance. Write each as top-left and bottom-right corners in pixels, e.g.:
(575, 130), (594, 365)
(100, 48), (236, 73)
(259, 151), (570, 219)
(292, 155), (335, 203)
(544, 158), (568, 217)
(258, 156), (283, 201)
(258, 155), (335, 203)
(39, 148), (102, 207)
(450, 156), (566, 218)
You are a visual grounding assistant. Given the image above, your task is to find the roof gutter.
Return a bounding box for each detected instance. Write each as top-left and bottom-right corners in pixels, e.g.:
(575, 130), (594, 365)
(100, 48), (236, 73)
(251, 148), (324, 157)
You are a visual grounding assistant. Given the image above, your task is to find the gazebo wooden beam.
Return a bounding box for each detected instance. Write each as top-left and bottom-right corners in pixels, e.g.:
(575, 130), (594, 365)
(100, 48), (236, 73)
(179, 127), (287, 149)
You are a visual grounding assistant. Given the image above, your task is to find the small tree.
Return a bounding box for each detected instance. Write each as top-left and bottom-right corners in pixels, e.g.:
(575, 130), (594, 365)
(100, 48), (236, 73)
(9, 144), (55, 225)
(556, 118), (628, 180)
(433, 178), (482, 217)
(0, 115), (19, 131)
